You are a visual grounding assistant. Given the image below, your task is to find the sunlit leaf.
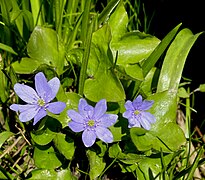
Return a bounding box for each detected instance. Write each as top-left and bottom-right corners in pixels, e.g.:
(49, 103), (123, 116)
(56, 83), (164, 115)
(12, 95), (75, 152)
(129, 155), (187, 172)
(27, 26), (65, 75)
(33, 145), (61, 169)
(108, 0), (128, 41)
(0, 131), (14, 148)
(27, 168), (75, 180)
(31, 129), (55, 146)
(135, 153), (173, 179)
(0, 43), (17, 55)
(12, 58), (40, 74)
(84, 25), (125, 102)
(53, 133), (75, 160)
(157, 28), (202, 92)
(87, 149), (106, 179)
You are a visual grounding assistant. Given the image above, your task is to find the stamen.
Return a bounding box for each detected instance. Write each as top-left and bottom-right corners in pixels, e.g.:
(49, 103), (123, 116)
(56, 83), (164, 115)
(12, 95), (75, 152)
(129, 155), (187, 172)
(134, 110), (140, 115)
(87, 120), (95, 127)
(37, 98), (45, 107)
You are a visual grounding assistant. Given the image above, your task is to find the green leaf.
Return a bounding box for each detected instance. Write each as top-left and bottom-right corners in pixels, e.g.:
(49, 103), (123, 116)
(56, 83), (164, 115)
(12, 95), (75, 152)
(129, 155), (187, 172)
(149, 91), (177, 127)
(109, 144), (144, 164)
(135, 153), (173, 179)
(0, 70), (8, 103)
(199, 84), (205, 92)
(27, 168), (76, 180)
(84, 25), (125, 102)
(53, 133), (75, 160)
(157, 28), (203, 92)
(0, 171), (8, 180)
(27, 26), (65, 75)
(108, 0), (128, 41)
(112, 32), (160, 65)
(11, 58), (40, 74)
(140, 67), (158, 96)
(10, 2), (34, 35)
(98, 0), (120, 26)
(87, 150), (106, 180)
(84, 69), (125, 102)
(0, 165), (14, 180)
(33, 145), (62, 169)
(125, 63), (144, 81)
(0, 131), (14, 148)
(0, 43), (17, 55)
(31, 129), (55, 146)
(177, 87), (189, 98)
(131, 123), (185, 152)
(109, 125), (124, 142)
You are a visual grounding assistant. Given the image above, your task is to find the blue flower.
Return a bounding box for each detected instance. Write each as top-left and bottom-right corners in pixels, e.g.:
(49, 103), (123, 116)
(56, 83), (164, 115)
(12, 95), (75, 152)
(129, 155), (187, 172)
(67, 98), (118, 147)
(10, 72), (66, 125)
(123, 95), (156, 130)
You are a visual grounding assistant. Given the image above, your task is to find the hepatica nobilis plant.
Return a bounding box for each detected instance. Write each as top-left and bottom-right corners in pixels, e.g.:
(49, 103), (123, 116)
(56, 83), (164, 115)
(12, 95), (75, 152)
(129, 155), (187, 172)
(10, 72), (66, 125)
(123, 95), (156, 130)
(67, 98), (118, 147)
(67, 96), (156, 147)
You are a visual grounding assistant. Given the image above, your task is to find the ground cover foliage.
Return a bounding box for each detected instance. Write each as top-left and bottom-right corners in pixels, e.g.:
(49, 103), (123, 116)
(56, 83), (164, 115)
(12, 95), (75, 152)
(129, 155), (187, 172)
(0, 0), (205, 179)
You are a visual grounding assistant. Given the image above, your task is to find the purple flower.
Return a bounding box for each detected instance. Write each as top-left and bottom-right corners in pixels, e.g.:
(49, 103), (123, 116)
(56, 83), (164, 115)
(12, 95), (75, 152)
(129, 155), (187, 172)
(10, 72), (66, 125)
(123, 95), (156, 130)
(67, 98), (118, 147)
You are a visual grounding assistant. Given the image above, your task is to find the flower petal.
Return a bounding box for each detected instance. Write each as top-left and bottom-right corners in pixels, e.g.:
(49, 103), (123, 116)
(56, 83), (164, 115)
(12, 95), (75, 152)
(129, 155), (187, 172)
(78, 98), (91, 117)
(82, 129), (96, 147)
(133, 95), (143, 109)
(47, 102), (66, 114)
(33, 108), (47, 125)
(124, 100), (135, 111)
(48, 77), (60, 101)
(77, 98), (94, 119)
(67, 110), (85, 123)
(139, 100), (154, 111)
(35, 72), (52, 103)
(123, 110), (133, 119)
(141, 112), (156, 124)
(10, 104), (36, 113)
(93, 99), (107, 119)
(98, 114), (118, 127)
(95, 126), (113, 143)
(128, 116), (141, 128)
(138, 117), (151, 130)
(14, 83), (38, 104)
(19, 105), (39, 122)
(68, 121), (85, 132)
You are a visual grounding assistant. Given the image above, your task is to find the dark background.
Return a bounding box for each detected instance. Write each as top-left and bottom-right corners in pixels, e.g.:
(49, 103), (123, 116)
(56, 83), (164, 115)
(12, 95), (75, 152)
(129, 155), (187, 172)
(144, 0), (205, 129)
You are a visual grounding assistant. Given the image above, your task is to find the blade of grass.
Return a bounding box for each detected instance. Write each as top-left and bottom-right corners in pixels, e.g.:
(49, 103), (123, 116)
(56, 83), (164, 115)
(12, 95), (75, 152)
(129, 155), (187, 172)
(0, 43), (18, 55)
(186, 147), (204, 180)
(30, 0), (43, 26)
(65, 12), (83, 50)
(0, 165), (14, 180)
(0, 0), (11, 25)
(80, 0), (92, 45)
(55, 0), (66, 39)
(98, 0), (120, 25)
(78, 18), (94, 95)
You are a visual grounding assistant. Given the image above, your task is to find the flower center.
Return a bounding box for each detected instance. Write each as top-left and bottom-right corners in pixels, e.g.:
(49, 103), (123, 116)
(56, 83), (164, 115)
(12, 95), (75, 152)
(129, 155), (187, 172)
(87, 120), (95, 127)
(38, 98), (45, 107)
(134, 110), (140, 115)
